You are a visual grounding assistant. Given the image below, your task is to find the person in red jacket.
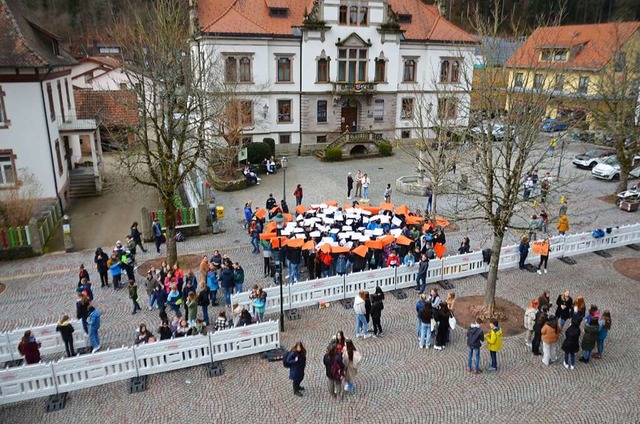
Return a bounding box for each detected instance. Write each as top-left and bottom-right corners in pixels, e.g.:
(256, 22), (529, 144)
(293, 184), (303, 206)
(386, 249), (400, 267)
(18, 330), (41, 364)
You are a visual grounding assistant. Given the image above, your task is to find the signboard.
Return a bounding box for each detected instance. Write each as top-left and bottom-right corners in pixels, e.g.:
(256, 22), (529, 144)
(63, 224), (71, 234)
(238, 147), (248, 162)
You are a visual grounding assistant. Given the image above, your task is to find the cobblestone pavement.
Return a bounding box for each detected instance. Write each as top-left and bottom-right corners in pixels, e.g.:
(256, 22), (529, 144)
(0, 146), (639, 423)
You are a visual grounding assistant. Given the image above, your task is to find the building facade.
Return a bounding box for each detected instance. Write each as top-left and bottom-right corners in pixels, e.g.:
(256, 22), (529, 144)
(193, 0), (477, 153)
(0, 0), (103, 205)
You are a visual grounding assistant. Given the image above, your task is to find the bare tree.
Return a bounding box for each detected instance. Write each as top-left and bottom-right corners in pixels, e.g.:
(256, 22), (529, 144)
(582, 22), (640, 193)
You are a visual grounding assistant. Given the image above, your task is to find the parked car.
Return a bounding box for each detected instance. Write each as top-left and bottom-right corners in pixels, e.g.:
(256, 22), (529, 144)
(572, 149), (616, 169)
(541, 119), (568, 132)
(616, 183), (640, 206)
(470, 123), (505, 141)
(591, 156), (640, 181)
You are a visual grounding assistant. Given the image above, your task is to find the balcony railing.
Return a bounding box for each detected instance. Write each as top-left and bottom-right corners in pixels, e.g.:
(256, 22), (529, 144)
(57, 115), (100, 132)
(332, 82), (377, 94)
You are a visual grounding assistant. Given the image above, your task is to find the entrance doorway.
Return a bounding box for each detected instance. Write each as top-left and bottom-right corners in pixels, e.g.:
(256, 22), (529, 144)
(341, 99), (358, 132)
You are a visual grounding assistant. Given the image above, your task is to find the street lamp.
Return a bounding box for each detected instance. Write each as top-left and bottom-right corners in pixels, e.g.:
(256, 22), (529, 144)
(556, 136), (565, 182)
(273, 212), (287, 332)
(281, 156), (288, 205)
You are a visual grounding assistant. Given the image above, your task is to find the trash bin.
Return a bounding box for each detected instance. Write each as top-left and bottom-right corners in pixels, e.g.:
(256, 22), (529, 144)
(216, 206), (225, 219)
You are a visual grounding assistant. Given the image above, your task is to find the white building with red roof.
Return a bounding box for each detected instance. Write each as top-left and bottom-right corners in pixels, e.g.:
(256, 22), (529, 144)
(193, 0), (478, 153)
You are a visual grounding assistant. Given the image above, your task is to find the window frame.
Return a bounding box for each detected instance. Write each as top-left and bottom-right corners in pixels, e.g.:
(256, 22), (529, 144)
(238, 57), (252, 83)
(440, 60), (449, 83)
(64, 79), (71, 110)
(224, 54), (254, 83)
(277, 99), (292, 123)
(578, 76), (589, 94)
(554, 74), (565, 92)
(225, 56), (237, 82)
(337, 48), (368, 83)
(374, 58), (386, 83)
(514, 73), (524, 88)
(401, 98), (414, 120)
(317, 58), (329, 83)
(0, 86), (10, 128)
(373, 99), (384, 122)
(403, 59), (416, 83)
(46, 82), (55, 121)
(0, 150), (17, 188)
(276, 56), (292, 83)
(57, 80), (65, 122)
(279, 134), (291, 144)
(437, 98), (458, 120)
(316, 100), (328, 123)
(339, 6), (347, 24)
(55, 139), (63, 176)
(533, 73), (545, 90)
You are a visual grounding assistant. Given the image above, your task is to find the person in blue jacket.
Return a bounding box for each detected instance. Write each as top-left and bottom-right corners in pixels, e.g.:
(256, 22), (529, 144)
(219, 264), (235, 306)
(284, 341), (307, 397)
(87, 305), (101, 353)
(109, 255), (123, 289)
(206, 265), (219, 306)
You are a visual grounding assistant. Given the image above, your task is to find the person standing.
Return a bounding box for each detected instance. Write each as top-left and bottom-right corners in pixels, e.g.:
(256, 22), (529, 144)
(323, 342), (344, 398)
(355, 170), (363, 198)
(233, 262), (245, 294)
(484, 318), (503, 371)
(56, 315), (76, 357)
(128, 280), (142, 315)
(250, 218), (260, 254)
(347, 173), (354, 199)
(219, 264), (235, 307)
(199, 256), (210, 288)
(354, 291), (369, 338)
(94, 248), (109, 287)
(342, 339), (362, 393)
(518, 236), (530, 269)
(541, 315), (561, 366)
(562, 317), (581, 370)
(425, 186), (433, 214)
(415, 253), (429, 293)
(87, 305), (101, 353)
(197, 284), (211, 325)
(384, 183), (392, 203)
(253, 287), (267, 323)
(523, 299), (539, 347)
(186, 291), (198, 327)
(557, 214), (569, 235)
(536, 238), (550, 274)
(293, 184), (303, 206)
(78, 264), (90, 287)
(284, 342), (307, 397)
(418, 302), (433, 349)
(579, 318), (599, 363)
(370, 286), (384, 337)
(152, 218), (163, 254)
(131, 222), (147, 253)
(18, 331), (41, 364)
(145, 270), (157, 310)
(594, 310), (611, 359)
(361, 174), (370, 200)
(555, 291), (573, 328)
(466, 318), (484, 374)
(243, 201), (253, 230)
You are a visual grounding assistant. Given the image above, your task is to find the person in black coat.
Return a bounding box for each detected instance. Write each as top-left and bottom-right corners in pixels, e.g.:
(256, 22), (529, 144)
(285, 342), (307, 397)
(434, 304), (451, 350)
(562, 317), (581, 369)
(364, 292), (372, 327)
(78, 264), (90, 287)
(130, 222), (148, 253)
(323, 342), (344, 398)
(370, 286), (385, 337)
(94, 248), (110, 287)
(532, 306), (548, 355)
(555, 291), (573, 329)
(56, 315), (75, 357)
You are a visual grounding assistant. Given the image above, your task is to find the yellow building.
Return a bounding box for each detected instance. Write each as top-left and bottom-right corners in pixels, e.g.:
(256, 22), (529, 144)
(505, 22), (640, 129)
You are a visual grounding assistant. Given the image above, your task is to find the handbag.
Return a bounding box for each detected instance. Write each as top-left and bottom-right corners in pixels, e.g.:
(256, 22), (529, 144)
(430, 318), (436, 332)
(448, 313), (457, 330)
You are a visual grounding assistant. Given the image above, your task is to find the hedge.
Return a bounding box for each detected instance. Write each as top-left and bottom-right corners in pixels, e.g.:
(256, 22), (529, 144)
(325, 147), (343, 161)
(378, 142), (393, 156)
(247, 142), (273, 164)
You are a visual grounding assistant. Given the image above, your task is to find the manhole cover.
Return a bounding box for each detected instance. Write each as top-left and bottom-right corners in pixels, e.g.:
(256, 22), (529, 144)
(233, 240), (241, 243)
(378, 167), (384, 170)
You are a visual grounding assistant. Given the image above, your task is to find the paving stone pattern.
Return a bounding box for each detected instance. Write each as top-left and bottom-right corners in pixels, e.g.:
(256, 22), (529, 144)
(0, 149), (639, 423)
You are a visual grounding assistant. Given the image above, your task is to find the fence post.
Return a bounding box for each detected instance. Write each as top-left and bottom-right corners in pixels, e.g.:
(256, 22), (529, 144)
(28, 217), (43, 255)
(141, 207), (152, 242)
(394, 266), (398, 291)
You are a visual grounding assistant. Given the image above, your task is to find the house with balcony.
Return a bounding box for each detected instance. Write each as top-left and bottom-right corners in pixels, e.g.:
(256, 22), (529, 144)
(193, 0), (477, 155)
(505, 22), (640, 129)
(0, 0), (103, 204)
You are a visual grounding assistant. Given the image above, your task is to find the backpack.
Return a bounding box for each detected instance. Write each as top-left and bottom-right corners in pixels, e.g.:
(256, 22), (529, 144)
(427, 249), (436, 260)
(175, 232), (186, 242)
(330, 357), (344, 381)
(283, 353), (292, 368)
(592, 229), (605, 238)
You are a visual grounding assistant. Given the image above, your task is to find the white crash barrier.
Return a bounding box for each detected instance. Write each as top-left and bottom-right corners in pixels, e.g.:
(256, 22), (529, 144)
(288, 276), (344, 309)
(0, 362), (57, 405)
(134, 335), (211, 377)
(344, 267), (395, 297)
(210, 320), (280, 362)
(231, 285), (288, 316)
(52, 348), (138, 393)
(441, 251), (488, 280)
(2, 320), (86, 363)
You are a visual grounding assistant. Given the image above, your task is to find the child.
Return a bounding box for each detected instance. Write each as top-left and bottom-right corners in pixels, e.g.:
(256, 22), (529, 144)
(484, 318), (503, 371)
(56, 315), (76, 357)
(466, 318), (483, 374)
(384, 183), (392, 203)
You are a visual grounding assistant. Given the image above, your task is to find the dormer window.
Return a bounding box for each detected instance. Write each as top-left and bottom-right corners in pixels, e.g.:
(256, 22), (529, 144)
(52, 39), (60, 56)
(398, 14), (412, 24)
(340, 2), (368, 26)
(540, 49), (568, 62)
(269, 7), (288, 18)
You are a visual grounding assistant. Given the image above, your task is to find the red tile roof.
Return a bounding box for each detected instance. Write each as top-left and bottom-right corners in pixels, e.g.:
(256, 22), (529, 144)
(506, 22), (640, 71)
(198, 0), (477, 43)
(74, 89), (138, 127)
(80, 56), (121, 69)
(0, 0), (76, 68)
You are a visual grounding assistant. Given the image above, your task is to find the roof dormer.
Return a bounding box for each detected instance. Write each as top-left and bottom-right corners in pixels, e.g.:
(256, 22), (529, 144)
(269, 7), (289, 18)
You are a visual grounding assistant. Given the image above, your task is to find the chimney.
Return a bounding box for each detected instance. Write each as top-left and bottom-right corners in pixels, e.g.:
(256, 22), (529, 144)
(436, 0), (446, 17)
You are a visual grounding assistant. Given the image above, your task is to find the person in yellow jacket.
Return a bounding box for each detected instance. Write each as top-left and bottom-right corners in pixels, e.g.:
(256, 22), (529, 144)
(485, 318), (503, 371)
(557, 215), (569, 235)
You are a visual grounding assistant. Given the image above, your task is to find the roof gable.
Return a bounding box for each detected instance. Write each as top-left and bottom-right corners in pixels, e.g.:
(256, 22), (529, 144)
(506, 22), (640, 71)
(336, 33), (372, 47)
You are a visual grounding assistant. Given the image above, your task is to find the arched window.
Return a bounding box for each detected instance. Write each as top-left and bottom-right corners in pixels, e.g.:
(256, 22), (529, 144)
(239, 57), (252, 82)
(339, 6), (347, 24)
(277, 57), (291, 82)
(225, 56), (237, 82)
(317, 58), (329, 82)
(349, 6), (358, 25)
(359, 6), (368, 25)
(440, 60), (449, 83)
(451, 61), (460, 83)
(403, 59), (416, 82)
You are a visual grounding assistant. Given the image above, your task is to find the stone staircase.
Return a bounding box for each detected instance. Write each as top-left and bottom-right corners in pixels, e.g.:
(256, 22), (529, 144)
(315, 131), (385, 160)
(69, 169), (100, 198)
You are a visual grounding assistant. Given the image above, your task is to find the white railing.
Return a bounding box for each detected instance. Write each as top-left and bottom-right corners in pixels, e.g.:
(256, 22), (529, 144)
(0, 321), (87, 364)
(231, 223), (640, 312)
(0, 321), (279, 405)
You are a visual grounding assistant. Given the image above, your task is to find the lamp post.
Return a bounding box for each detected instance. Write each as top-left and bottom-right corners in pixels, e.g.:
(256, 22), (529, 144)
(281, 156), (288, 205)
(556, 136), (565, 182)
(273, 212), (287, 332)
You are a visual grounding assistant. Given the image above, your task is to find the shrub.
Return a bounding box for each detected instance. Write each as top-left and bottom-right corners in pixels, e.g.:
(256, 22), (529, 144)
(325, 147), (343, 162)
(262, 138), (275, 156)
(378, 142), (393, 156)
(247, 142), (272, 164)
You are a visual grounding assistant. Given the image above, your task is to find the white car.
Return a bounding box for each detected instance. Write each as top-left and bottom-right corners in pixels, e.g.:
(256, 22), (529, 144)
(471, 123), (505, 141)
(572, 149), (616, 169)
(591, 156), (640, 181)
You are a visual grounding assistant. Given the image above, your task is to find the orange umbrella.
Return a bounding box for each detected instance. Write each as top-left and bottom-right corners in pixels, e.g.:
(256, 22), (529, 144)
(396, 234), (413, 246)
(255, 208), (267, 220)
(363, 206), (381, 215)
(264, 221), (277, 233)
(379, 234), (395, 246)
(319, 243), (333, 254)
(380, 202), (394, 211)
(325, 200), (338, 207)
(283, 213), (294, 222)
(302, 240), (315, 250)
(352, 245), (369, 257)
(259, 232), (277, 240)
(406, 215), (425, 225)
(295, 205), (306, 215)
(435, 216), (451, 228)
(434, 242), (446, 258)
(423, 222), (435, 232)
(365, 239), (383, 250)
(395, 204), (409, 216)
(270, 206), (280, 213)
(286, 238), (305, 248)
(271, 237), (287, 248)
(332, 245), (350, 254)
